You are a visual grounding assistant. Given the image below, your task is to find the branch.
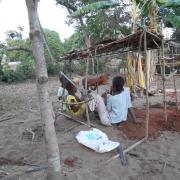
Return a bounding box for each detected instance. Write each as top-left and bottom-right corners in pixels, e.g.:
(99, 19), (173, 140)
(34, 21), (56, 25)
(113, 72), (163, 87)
(6, 46), (32, 53)
(56, 0), (77, 12)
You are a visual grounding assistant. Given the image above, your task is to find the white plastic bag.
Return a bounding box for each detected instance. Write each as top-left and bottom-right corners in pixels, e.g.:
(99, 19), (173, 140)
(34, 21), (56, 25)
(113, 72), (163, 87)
(76, 128), (120, 153)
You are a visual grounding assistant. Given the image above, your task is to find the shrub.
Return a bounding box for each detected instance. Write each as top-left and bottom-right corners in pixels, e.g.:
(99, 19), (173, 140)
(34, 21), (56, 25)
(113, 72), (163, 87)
(2, 65), (16, 82)
(73, 62), (86, 75)
(2, 60), (35, 82)
(47, 63), (64, 75)
(16, 60), (35, 80)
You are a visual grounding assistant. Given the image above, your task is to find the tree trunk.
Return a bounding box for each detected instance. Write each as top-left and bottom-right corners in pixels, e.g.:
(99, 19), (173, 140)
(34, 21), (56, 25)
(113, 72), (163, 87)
(79, 16), (95, 74)
(25, 1), (61, 179)
(150, 3), (158, 33)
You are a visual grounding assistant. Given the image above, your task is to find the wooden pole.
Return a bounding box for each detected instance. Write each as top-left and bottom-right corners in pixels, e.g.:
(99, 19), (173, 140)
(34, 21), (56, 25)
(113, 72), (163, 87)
(162, 40), (167, 121)
(103, 137), (146, 165)
(58, 112), (96, 127)
(173, 75), (179, 111)
(144, 31), (149, 139)
(85, 56), (91, 126)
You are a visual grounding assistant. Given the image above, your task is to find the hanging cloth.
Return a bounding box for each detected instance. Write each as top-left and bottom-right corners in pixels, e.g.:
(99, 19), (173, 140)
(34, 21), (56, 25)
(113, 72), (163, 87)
(137, 54), (145, 89)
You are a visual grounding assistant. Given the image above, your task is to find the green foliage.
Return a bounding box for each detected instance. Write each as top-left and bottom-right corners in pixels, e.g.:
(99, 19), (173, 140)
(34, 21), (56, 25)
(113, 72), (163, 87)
(161, 0), (180, 8)
(43, 29), (65, 62)
(0, 49), (4, 79)
(57, 0), (131, 46)
(86, 8), (131, 43)
(96, 58), (107, 73)
(164, 15), (180, 28)
(2, 65), (16, 82)
(47, 63), (64, 75)
(63, 31), (85, 52)
(5, 38), (33, 62)
(0, 49), (4, 60)
(1, 60), (35, 82)
(72, 61), (86, 75)
(71, 0), (119, 17)
(16, 60), (35, 81)
(1, 27), (67, 82)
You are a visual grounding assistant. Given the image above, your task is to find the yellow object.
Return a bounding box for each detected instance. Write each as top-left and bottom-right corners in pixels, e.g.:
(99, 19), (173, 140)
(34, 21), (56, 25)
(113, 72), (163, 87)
(127, 54), (133, 88)
(66, 95), (86, 116)
(137, 56), (145, 89)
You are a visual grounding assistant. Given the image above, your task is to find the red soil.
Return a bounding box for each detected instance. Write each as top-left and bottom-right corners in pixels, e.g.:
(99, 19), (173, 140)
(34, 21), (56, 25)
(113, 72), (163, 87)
(119, 107), (180, 140)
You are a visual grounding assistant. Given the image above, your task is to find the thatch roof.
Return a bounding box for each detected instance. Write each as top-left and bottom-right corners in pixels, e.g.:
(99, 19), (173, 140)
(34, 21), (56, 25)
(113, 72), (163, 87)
(60, 30), (163, 61)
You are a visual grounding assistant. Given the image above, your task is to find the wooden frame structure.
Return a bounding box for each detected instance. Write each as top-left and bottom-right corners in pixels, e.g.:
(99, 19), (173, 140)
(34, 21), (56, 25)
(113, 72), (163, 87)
(59, 28), (180, 162)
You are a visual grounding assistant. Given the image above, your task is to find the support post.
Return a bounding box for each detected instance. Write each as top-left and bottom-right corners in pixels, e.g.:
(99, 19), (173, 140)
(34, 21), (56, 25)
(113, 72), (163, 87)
(173, 75), (179, 111)
(85, 56), (90, 127)
(162, 40), (167, 121)
(144, 31), (149, 139)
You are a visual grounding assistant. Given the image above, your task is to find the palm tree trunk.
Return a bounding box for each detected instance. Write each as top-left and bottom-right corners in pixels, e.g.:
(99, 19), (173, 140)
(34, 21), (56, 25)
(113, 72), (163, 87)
(150, 3), (158, 33)
(25, 1), (61, 179)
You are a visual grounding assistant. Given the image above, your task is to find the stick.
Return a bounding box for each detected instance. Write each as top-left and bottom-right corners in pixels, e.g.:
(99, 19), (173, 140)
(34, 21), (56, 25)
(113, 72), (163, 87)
(102, 138), (146, 165)
(164, 70), (177, 81)
(85, 55), (91, 126)
(144, 31), (150, 138)
(0, 115), (16, 123)
(60, 71), (85, 94)
(25, 166), (48, 173)
(173, 75), (179, 111)
(58, 112), (95, 127)
(64, 124), (80, 133)
(162, 40), (167, 121)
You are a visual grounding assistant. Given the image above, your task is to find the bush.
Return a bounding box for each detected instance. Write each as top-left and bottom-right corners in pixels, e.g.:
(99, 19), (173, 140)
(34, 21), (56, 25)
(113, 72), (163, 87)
(73, 62), (86, 75)
(47, 63), (64, 75)
(2, 65), (16, 82)
(16, 60), (35, 81)
(97, 58), (107, 73)
(2, 60), (35, 82)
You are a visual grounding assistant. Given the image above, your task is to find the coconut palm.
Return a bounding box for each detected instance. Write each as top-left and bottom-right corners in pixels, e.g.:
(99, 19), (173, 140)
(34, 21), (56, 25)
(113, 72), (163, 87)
(135, 0), (180, 32)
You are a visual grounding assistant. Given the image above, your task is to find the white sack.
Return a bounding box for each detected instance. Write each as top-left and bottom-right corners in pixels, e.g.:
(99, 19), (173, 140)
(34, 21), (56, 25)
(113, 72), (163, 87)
(76, 128), (119, 153)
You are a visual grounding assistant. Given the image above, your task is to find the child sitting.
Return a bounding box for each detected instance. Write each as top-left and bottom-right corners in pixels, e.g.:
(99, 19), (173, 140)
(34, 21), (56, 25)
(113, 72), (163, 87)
(58, 74), (136, 126)
(58, 75), (85, 116)
(102, 75), (136, 125)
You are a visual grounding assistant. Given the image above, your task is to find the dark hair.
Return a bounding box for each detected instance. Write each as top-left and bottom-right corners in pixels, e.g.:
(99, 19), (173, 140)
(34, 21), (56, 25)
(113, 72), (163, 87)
(59, 73), (68, 88)
(66, 81), (77, 95)
(112, 76), (125, 94)
(59, 72), (76, 94)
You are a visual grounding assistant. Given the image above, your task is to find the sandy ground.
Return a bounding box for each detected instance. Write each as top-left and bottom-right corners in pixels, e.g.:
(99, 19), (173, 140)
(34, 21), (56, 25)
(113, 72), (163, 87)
(0, 76), (180, 180)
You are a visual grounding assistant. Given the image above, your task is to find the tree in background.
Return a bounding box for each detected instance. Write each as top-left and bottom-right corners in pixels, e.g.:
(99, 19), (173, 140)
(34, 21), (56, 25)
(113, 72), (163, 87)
(63, 31), (85, 52)
(135, 0), (180, 33)
(56, 0), (130, 74)
(85, 7), (131, 43)
(42, 28), (65, 75)
(43, 29), (65, 60)
(0, 27), (65, 82)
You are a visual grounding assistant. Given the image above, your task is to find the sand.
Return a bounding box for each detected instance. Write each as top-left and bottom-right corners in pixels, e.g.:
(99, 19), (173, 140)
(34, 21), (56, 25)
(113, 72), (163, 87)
(0, 76), (180, 180)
